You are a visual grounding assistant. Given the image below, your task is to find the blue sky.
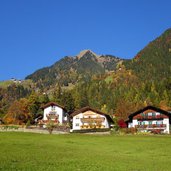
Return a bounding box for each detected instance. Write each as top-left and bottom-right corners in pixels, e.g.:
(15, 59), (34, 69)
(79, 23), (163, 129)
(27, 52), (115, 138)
(0, 0), (171, 80)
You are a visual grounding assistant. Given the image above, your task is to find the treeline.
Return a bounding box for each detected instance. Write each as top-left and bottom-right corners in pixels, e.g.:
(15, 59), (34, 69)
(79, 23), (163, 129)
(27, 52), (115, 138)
(0, 84), (31, 118)
(124, 28), (171, 81)
(2, 68), (171, 124)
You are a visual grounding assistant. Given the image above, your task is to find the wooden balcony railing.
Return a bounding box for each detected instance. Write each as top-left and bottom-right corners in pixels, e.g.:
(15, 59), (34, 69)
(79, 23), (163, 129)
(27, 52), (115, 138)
(134, 114), (168, 120)
(80, 117), (105, 123)
(48, 111), (57, 115)
(46, 113), (59, 120)
(80, 124), (105, 129)
(135, 124), (166, 129)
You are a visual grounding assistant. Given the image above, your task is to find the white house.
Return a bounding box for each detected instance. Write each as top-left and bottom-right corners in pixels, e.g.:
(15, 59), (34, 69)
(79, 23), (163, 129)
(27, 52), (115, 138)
(127, 106), (171, 134)
(70, 106), (113, 132)
(40, 102), (68, 124)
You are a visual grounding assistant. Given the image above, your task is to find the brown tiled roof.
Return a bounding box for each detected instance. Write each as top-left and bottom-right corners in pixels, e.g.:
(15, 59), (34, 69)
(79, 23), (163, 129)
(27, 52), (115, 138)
(41, 102), (66, 110)
(70, 106), (114, 123)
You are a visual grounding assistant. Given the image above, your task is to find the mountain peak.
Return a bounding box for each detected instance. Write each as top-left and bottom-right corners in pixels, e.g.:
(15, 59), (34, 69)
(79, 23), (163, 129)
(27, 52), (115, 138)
(77, 49), (99, 59)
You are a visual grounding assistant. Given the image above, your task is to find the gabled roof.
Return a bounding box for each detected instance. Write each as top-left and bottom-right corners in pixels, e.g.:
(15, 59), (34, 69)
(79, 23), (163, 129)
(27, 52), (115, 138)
(41, 102), (66, 110)
(127, 106), (171, 122)
(70, 106), (114, 123)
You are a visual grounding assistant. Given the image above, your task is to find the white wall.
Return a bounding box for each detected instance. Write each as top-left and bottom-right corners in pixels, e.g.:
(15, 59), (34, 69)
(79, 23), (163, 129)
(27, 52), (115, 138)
(72, 114), (82, 130)
(163, 118), (170, 133)
(132, 119), (138, 127)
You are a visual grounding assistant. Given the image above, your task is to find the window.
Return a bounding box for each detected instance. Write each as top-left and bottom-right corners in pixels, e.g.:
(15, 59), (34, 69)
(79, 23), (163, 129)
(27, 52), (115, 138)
(142, 121), (145, 125)
(51, 106), (55, 111)
(138, 121), (142, 125)
(139, 121), (145, 125)
(152, 112), (156, 117)
(149, 121), (152, 125)
(76, 116), (79, 119)
(156, 121), (163, 125)
(75, 123), (79, 127)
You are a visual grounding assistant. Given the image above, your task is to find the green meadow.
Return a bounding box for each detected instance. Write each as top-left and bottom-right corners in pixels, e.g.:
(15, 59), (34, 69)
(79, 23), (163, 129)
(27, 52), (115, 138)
(0, 132), (171, 171)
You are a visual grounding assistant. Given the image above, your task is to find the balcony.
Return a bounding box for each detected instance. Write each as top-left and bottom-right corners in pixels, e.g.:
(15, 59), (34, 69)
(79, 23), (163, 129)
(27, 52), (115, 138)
(80, 124), (105, 129)
(80, 117), (105, 124)
(49, 111), (57, 115)
(46, 112), (59, 120)
(134, 114), (168, 120)
(135, 124), (166, 129)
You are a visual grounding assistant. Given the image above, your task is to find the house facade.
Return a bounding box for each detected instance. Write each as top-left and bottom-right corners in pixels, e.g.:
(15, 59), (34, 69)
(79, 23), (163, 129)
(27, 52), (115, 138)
(40, 102), (68, 125)
(70, 106), (113, 132)
(127, 106), (170, 134)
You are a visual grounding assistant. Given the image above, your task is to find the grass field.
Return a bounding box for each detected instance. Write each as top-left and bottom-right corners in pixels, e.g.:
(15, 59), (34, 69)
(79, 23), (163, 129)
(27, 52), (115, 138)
(0, 132), (171, 171)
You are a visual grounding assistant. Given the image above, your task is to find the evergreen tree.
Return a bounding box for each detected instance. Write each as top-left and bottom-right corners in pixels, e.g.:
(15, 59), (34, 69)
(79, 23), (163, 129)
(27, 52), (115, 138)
(61, 91), (75, 112)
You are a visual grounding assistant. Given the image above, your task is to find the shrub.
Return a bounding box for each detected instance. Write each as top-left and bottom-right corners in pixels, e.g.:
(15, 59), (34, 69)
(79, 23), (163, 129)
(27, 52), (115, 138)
(120, 127), (137, 134)
(118, 119), (127, 128)
(45, 120), (58, 134)
(136, 131), (152, 135)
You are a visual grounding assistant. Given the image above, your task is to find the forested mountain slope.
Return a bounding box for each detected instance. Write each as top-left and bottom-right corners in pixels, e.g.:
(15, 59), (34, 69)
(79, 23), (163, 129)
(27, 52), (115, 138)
(26, 50), (124, 88)
(124, 28), (171, 81)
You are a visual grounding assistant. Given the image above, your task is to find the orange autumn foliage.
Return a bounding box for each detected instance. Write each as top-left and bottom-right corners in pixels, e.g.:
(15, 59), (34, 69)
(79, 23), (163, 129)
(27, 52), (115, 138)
(4, 98), (31, 124)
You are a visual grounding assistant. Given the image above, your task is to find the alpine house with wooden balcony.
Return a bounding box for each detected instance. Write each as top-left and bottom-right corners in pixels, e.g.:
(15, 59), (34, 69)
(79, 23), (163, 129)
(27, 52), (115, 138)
(40, 102), (68, 125)
(70, 106), (114, 132)
(127, 106), (171, 134)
